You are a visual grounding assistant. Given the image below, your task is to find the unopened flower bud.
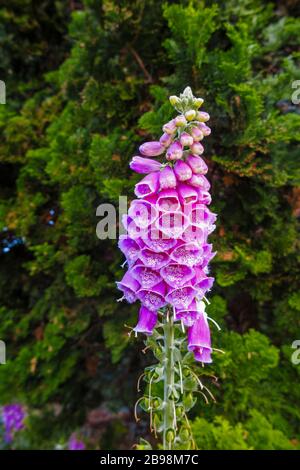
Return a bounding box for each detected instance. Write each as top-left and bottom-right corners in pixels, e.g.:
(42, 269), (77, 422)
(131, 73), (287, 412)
(159, 166), (177, 189)
(130, 156), (161, 174)
(194, 97), (204, 108)
(143, 397), (150, 408)
(198, 123), (211, 136)
(180, 132), (194, 147)
(159, 132), (173, 148)
(196, 111), (210, 122)
(185, 109), (196, 121)
(187, 174), (211, 190)
(191, 126), (204, 142)
(139, 141), (165, 157)
(163, 119), (177, 135)
(176, 406), (184, 418)
(166, 430), (175, 442)
(169, 95), (180, 106)
(175, 115), (187, 127)
(174, 160), (192, 181)
(154, 347), (162, 358)
(153, 414), (161, 427)
(179, 427), (190, 441)
(184, 393), (194, 409)
(191, 142), (204, 155)
(166, 141), (183, 161)
(186, 154), (208, 175)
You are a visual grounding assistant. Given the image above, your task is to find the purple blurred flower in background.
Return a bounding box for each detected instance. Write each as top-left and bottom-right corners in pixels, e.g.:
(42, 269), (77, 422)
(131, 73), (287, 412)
(68, 435), (85, 450)
(2, 404), (26, 442)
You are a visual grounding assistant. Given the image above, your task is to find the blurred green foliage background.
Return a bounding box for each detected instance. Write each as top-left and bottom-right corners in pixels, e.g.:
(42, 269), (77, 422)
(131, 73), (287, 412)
(0, 0), (299, 449)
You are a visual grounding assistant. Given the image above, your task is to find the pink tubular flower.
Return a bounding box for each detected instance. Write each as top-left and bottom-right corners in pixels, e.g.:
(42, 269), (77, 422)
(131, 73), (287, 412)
(140, 248), (170, 269)
(166, 141), (183, 161)
(156, 189), (181, 212)
(180, 132), (194, 147)
(187, 303), (212, 363)
(197, 111), (210, 122)
(201, 243), (217, 268)
(190, 204), (216, 227)
(170, 242), (203, 267)
(181, 224), (205, 244)
(128, 199), (158, 228)
(166, 285), (197, 310)
(193, 266), (214, 292)
(134, 306), (158, 335)
(196, 276), (214, 294)
(188, 174), (211, 190)
(194, 347), (212, 363)
(159, 166), (177, 189)
(190, 126), (204, 141)
(177, 183), (199, 205)
(163, 119), (177, 135)
(142, 229), (177, 253)
(174, 160), (193, 181)
(197, 189), (212, 205)
(137, 281), (167, 311)
(123, 215), (148, 239)
(139, 141), (165, 157)
(160, 132), (173, 148)
(117, 89), (216, 364)
(186, 154), (208, 174)
(130, 156), (161, 174)
(175, 299), (201, 327)
(116, 271), (140, 303)
(135, 172), (159, 198)
(198, 123), (211, 136)
(118, 236), (140, 264)
(156, 211), (189, 238)
(160, 264), (195, 288)
(191, 142), (204, 155)
(131, 264), (162, 288)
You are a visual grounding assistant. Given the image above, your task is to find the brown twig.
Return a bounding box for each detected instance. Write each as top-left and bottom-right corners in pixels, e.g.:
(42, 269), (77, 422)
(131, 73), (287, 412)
(128, 45), (153, 84)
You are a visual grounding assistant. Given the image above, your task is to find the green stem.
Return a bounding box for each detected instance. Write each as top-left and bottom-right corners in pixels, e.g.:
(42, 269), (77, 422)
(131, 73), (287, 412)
(163, 309), (175, 450)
